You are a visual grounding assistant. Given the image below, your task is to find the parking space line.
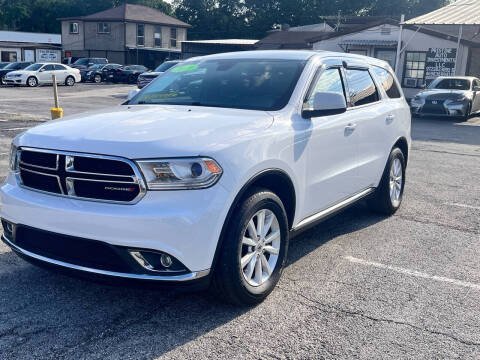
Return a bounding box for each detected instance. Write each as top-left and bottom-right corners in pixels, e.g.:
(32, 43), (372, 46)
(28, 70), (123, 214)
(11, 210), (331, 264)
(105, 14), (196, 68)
(446, 203), (480, 210)
(2, 127), (31, 131)
(345, 256), (480, 290)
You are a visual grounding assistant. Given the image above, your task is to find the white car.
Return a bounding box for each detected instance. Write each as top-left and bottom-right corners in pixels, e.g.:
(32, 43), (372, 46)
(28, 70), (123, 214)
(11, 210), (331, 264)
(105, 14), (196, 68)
(1, 51), (411, 305)
(4, 62), (81, 87)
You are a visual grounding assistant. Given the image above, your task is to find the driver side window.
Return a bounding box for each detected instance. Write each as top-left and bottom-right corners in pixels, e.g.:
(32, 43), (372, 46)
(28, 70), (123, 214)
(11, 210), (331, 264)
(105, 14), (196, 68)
(306, 68), (346, 108)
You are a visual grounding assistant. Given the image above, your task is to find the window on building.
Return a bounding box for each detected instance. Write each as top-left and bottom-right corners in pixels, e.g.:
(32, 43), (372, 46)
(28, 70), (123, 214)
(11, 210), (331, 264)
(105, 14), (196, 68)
(154, 25), (162, 47)
(345, 69), (379, 106)
(1, 52), (17, 62)
(170, 28), (177, 48)
(305, 68), (346, 108)
(372, 66), (402, 99)
(403, 51), (426, 88)
(137, 24), (145, 46)
(69, 22), (79, 34)
(375, 49), (396, 69)
(97, 23), (110, 34)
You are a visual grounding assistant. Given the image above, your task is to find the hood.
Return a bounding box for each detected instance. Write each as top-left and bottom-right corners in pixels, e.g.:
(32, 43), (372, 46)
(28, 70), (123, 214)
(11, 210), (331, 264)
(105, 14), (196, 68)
(16, 105), (274, 159)
(5, 70), (30, 77)
(0, 69), (14, 75)
(417, 89), (470, 101)
(139, 72), (162, 78)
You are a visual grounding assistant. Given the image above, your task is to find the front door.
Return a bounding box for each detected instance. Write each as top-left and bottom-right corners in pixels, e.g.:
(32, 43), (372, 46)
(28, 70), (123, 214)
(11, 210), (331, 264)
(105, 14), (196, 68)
(303, 66), (360, 216)
(37, 64), (55, 83)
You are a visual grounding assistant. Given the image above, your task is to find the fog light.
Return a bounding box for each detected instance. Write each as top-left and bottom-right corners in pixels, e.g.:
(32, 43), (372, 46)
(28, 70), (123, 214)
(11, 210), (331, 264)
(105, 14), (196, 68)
(160, 254), (173, 268)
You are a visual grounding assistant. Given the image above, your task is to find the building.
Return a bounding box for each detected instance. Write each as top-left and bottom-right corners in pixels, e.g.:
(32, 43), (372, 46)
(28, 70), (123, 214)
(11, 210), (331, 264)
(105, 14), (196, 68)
(181, 39), (258, 59)
(0, 31), (61, 63)
(58, 4), (190, 68)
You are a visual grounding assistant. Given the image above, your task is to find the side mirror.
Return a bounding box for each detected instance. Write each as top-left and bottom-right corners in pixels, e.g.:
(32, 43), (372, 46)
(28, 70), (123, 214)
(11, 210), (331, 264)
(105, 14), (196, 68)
(127, 89), (139, 101)
(474, 86), (480, 92)
(302, 92), (347, 119)
(39, 68), (45, 72)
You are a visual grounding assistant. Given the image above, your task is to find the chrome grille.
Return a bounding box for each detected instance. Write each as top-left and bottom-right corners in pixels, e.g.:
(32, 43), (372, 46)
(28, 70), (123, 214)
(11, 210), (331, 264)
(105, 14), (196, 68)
(17, 148), (146, 204)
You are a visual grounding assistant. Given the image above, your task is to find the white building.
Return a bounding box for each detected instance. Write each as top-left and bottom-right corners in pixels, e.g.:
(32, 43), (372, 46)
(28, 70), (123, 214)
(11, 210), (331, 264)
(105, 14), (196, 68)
(0, 31), (62, 63)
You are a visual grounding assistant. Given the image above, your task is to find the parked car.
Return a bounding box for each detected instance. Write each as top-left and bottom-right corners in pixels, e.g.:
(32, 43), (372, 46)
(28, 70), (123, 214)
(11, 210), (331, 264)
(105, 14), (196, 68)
(62, 56), (80, 65)
(410, 76), (480, 121)
(85, 63), (122, 83)
(4, 62), (81, 87)
(0, 62), (10, 70)
(70, 58), (108, 82)
(137, 60), (182, 89)
(0, 62), (33, 85)
(112, 65), (149, 84)
(1, 51), (411, 305)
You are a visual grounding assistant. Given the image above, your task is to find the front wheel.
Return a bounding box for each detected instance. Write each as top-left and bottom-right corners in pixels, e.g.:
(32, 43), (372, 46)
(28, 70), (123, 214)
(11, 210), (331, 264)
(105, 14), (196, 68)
(94, 74), (102, 83)
(27, 76), (38, 87)
(212, 188), (289, 305)
(368, 147), (406, 215)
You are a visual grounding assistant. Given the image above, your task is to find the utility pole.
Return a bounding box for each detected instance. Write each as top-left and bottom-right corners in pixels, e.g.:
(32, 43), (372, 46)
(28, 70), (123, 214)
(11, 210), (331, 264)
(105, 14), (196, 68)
(395, 14), (405, 76)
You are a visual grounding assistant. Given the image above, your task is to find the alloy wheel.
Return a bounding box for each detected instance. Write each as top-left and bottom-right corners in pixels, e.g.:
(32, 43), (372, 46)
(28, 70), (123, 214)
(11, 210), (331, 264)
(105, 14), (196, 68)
(240, 209), (281, 287)
(389, 158), (403, 207)
(66, 77), (74, 86)
(28, 77), (37, 87)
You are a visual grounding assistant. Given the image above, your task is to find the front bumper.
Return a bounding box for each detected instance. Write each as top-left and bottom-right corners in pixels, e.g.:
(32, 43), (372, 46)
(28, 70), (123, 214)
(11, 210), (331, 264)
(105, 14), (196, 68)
(410, 100), (469, 117)
(4, 77), (24, 85)
(0, 172), (232, 280)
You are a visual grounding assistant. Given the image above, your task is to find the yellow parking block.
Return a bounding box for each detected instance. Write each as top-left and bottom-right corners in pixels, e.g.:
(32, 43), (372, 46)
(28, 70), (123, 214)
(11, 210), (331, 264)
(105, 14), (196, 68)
(50, 107), (63, 119)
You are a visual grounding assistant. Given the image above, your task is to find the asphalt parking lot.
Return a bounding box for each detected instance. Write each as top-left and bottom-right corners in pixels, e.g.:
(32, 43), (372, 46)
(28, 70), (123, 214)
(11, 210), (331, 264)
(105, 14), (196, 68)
(0, 84), (479, 359)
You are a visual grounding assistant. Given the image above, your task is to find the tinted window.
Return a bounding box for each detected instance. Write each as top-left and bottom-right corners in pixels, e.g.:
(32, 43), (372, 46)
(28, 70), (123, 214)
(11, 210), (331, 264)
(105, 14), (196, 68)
(345, 69), (379, 106)
(73, 58), (89, 65)
(4, 62), (20, 70)
(24, 63), (43, 71)
(42, 65), (55, 71)
(372, 67), (401, 99)
(131, 59), (306, 111)
(306, 68), (345, 107)
(429, 78), (470, 90)
(54, 64), (66, 70)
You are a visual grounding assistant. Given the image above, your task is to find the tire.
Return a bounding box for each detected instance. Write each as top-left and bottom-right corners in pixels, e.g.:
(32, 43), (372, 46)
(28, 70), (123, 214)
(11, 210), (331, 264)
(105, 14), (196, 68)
(368, 147), (406, 215)
(94, 74), (102, 83)
(65, 76), (75, 86)
(1, 75), (5, 85)
(212, 188), (289, 305)
(462, 102), (471, 122)
(27, 76), (38, 87)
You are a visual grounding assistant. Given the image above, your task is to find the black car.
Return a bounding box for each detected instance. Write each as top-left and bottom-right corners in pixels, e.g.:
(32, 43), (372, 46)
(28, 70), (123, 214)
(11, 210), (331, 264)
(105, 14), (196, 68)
(0, 62), (33, 85)
(137, 60), (182, 89)
(111, 65), (149, 84)
(0, 62), (10, 70)
(71, 58), (109, 81)
(85, 63), (122, 83)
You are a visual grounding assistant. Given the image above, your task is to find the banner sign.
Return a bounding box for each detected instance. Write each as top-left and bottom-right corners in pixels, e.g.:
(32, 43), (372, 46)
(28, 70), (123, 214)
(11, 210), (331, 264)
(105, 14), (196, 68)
(425, 48), (457, 84)
(38, 49), (59, 62)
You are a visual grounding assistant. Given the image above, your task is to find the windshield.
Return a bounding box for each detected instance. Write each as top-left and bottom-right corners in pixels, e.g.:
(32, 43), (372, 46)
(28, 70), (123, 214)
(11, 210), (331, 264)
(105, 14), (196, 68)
(429, 78), (470, 90)
(154, 61), (179, 72)
(88, 64), (102, 70)
(130, 59), (306, 111)
(4, 62), (21, 70)
(24, 63), (43, 71)
(73, 58), (89, 65)
(0, 63), (9, 69)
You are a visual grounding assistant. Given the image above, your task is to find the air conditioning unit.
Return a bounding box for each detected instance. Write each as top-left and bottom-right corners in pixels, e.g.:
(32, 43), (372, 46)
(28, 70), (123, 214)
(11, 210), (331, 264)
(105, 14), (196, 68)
(404, 78), (418, 87)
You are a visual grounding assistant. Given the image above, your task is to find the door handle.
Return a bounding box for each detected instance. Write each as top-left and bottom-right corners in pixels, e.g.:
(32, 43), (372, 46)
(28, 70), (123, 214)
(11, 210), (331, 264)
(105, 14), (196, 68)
(386, 114), (395, 124)
(344, 123), (357, 135)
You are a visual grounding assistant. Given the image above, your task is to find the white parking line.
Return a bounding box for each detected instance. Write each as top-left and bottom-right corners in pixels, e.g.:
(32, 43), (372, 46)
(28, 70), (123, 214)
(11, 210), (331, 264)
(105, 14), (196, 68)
(2, 127), (30, 131)
(345, 256), (480, 291)
(446, 203), (480, 210)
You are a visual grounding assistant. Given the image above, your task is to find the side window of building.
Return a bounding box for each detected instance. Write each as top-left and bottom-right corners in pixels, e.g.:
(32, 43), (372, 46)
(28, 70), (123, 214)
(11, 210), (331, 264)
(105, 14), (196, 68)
(137, 24), (145, 46)
(69, 22), (78, 34)
(170, 28), (177, 48)
(305, 68), (346, 108)
(154, 25), (162, 47)
(372, 67), (402, 99)
(345, 69), (379, 106)
(403, 52), (426, 88)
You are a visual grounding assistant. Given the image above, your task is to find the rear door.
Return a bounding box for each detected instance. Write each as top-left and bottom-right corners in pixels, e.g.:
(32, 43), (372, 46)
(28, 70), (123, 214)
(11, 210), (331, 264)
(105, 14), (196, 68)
(54, 64), (68, 82)
(302, 61), (361, 216)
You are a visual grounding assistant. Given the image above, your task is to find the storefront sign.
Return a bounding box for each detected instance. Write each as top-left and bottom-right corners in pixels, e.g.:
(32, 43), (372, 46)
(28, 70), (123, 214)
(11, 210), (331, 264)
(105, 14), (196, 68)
(425, 48), (456, 84)
(38, 49), (59, 62)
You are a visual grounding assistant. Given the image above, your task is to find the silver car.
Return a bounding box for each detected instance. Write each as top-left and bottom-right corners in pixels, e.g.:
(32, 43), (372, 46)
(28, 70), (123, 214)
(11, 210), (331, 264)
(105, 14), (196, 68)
(410, 76), (480, 120)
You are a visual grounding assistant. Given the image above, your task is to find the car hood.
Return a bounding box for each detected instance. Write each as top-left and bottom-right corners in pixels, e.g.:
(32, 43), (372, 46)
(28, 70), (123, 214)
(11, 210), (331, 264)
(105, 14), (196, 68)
(5, 70), (32, 77)
(139, 72), (162, 77)
(416, 89), (470, 101)
(16, 105), (274, 158)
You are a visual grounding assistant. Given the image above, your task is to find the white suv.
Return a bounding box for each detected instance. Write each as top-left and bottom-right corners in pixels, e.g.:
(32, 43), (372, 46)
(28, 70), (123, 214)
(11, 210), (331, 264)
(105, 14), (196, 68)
(1, 51), (410, 305)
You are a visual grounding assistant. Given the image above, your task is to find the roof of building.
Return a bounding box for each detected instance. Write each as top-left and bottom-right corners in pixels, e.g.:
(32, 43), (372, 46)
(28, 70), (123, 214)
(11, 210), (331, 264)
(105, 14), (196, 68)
(182, 39), (258, 45)
(0, 31), (61, 45)
(58, 3), (190, 27)
(405, 0), (480, 25)
(255, 31), (331, 49)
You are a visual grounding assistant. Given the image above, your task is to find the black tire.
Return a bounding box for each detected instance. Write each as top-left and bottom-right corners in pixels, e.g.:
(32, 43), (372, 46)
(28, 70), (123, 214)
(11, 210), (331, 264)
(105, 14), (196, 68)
(26, 76), (38, 87)
(94, 74), (102, 83)
(212, 188), (289, 305)
(462, 102), (471, 122)
(65, 76), (75, 86)
(368, 147), (406, 215)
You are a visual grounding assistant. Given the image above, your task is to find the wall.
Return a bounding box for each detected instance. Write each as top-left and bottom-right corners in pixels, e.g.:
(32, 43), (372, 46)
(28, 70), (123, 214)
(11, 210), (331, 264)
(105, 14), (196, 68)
(313, 23), (469, 98)
(61, 21), (85, 51)
(84, 21), (125, 51)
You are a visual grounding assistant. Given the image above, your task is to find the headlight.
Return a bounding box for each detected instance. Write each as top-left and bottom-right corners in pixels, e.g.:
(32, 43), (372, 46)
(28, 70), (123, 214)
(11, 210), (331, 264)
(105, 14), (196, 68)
(9, 144), (19, 172)
(136, 157), (222, 190)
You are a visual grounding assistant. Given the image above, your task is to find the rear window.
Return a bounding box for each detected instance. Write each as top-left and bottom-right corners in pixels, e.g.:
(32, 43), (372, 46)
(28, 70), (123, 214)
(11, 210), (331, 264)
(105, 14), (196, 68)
(372, 67), (402, 99)
(345, 69), (379, 106)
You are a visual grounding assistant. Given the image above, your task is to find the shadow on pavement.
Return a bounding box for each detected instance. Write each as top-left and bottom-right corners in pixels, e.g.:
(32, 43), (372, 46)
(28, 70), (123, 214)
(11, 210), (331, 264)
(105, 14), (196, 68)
(412, 116), (480, 146)
(0, 202), (385, 359)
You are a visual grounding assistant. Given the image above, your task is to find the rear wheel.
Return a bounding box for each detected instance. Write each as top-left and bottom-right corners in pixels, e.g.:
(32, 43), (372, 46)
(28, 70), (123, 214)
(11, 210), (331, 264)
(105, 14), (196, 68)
(212, 188), (289, 305)
(65, 76), (75, 86)
(368, 147), (406, 215)
(27, 76), (38, 87)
